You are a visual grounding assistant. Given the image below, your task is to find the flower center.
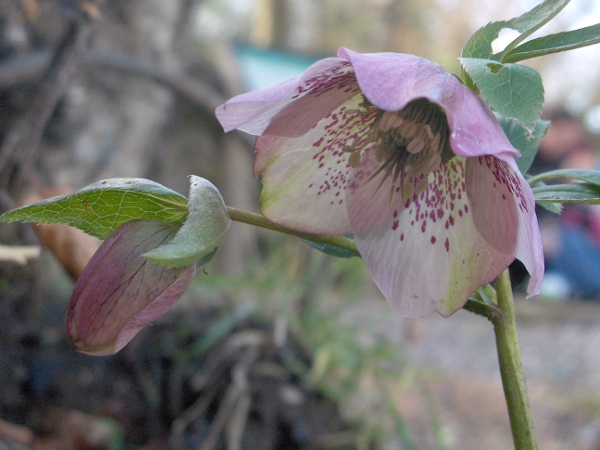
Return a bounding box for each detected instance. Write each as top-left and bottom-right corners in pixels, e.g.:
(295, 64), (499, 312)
(347, 98), (452, 201)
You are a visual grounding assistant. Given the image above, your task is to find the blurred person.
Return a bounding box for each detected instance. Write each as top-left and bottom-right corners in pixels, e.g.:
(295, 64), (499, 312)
(533, 110), (600, 300)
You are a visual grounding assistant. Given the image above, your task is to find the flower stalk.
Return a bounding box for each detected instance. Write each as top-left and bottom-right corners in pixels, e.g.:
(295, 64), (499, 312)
(227, 206), (360, 255)
(492, 269), (538, 450)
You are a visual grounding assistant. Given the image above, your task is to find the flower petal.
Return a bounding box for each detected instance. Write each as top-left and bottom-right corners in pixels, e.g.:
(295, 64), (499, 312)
(338, 47), (519, 159)
(256, 96), (378, 235)
(216, 58), (354, 135)
(67, 221), (196, 355)
(466, 154), (544, 296)
(347, 149), (516, 317)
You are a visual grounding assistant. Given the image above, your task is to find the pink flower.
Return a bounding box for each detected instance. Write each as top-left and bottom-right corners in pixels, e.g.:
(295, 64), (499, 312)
(67, 221), (196, 355)
(216, 48), (543, 317)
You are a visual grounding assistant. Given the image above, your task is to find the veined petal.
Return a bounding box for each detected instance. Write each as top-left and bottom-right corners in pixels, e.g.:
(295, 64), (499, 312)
(67, 221), (196, 355)
(348, 149), (515, 317)
(466, 154), (544, 296)
(256, 97), (378, 235)
(216, 58), (355, 136)
(338, 48), (519, 159)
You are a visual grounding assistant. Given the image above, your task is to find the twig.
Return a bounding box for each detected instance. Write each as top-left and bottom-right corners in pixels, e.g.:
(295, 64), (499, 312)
(0, 10), (94, 184)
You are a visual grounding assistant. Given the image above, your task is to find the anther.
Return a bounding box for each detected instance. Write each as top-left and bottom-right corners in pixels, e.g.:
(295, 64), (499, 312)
(406, 138), (425, 154)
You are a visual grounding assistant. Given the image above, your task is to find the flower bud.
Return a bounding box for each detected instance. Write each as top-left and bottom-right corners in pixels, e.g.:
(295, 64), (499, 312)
(66, 220), (196, 355)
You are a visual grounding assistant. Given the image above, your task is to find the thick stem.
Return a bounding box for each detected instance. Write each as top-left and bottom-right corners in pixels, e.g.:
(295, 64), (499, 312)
(492, 269), (538, 450)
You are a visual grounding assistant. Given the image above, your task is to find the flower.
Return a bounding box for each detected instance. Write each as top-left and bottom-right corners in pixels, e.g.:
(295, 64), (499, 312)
(216, 48), (543, 317)
(67, 220), (196, 355)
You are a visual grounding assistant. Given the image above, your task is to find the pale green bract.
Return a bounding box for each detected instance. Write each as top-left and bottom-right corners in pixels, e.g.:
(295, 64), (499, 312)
(143, 176), (231, 268)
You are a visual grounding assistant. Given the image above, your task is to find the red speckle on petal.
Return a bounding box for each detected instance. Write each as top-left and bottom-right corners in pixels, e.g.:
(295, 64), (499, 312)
(431, 236), (436, 244)
(445, 238), (450, 252)
(400, 233), (404, 241)
(421, 220), (427, 233)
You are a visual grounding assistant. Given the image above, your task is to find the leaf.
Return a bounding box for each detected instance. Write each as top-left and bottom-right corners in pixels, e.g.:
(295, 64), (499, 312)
(0, 178), (188, 240)
(301, 237), (357, 258)
(497, 116), (550, 174)
(503, 23), (600, 63)
(537, 200), (563, 214)
(462, 0), (571, 59)
(144, 176), (231, 268)
(528, 168), (600, 186)
(22, 187), (100, 280)
(460, 58), (544, 130)
(532, 182), (600, 204)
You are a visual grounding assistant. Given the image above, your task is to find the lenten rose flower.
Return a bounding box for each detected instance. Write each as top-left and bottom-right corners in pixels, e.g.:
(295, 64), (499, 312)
(67, 220), (196, 355)
(216, 47), (544, 317)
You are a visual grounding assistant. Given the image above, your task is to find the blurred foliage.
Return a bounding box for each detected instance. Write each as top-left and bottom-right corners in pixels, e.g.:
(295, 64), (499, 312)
(187, 235), (447, 448)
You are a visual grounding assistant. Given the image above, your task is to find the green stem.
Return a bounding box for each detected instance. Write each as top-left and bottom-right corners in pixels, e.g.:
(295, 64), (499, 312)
(492, 269), (538, 449)
(226, 206), (360, 256)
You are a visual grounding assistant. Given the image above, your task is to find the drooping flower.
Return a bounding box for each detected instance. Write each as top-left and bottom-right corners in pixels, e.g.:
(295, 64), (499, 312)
(67, 220), (196, 355)
(216, 47), (544, 317)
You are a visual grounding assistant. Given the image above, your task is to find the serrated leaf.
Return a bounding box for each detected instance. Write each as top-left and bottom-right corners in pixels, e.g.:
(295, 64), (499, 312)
(0, 178), (188, 240)
(460, 58), (544, 130)
(143, 176), (231, 268)
(533, 182), (600, 204)
(497, 116), (549, 174)
(504, 23), (600, 63)
(301, 237), (357, 258)
(462, 0), (570, 59)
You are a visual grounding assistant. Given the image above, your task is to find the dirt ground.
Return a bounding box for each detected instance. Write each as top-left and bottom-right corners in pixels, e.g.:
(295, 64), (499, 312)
(2, 248), (600, 450)
(340, 295), (600, 449)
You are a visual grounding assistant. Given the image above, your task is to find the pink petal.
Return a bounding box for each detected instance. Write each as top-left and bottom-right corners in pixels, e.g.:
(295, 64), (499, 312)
(338, 48), (519, 159)
(216, 57), (353, 135)
(67, 221), (196, 355)
(255, 96), (379, 235)
(347, 149), (516, 317)
(468, 153), (544, 296)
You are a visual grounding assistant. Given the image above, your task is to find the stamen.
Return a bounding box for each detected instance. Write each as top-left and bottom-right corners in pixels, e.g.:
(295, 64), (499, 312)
(363, 98), (451, 203)
(406, 138), (425, 154)
(348, 150), (361, 168)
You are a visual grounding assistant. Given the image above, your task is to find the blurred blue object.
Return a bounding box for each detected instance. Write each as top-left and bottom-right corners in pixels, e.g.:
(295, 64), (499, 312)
(234, 44), (319, 91)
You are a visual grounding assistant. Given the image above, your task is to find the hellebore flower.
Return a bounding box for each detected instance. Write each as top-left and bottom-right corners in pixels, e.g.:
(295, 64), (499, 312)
(67, 220), (196, 355)
(216, 47), (543, 317)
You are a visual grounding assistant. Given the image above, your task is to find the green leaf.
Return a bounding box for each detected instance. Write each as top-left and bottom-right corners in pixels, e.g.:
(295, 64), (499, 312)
(497, 116), (550, 174)
(144, 176), (231, 268)
(301, 237), (357, 258)
(460, 58), (544, 130)
(462, 0), (571, 59)
(0, 178), (188, 239)
(537, 200), (563, 214)
(529, 168), (600, 186)
(503, 23), (600, 63)
(533, 182), (600, 204)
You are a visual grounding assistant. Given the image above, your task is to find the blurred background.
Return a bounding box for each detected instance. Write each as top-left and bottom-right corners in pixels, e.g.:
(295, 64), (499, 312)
(1, 0), (600, 449)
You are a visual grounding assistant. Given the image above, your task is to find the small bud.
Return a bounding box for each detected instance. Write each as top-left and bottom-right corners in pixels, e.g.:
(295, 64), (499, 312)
(66, 221), (196, 356)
